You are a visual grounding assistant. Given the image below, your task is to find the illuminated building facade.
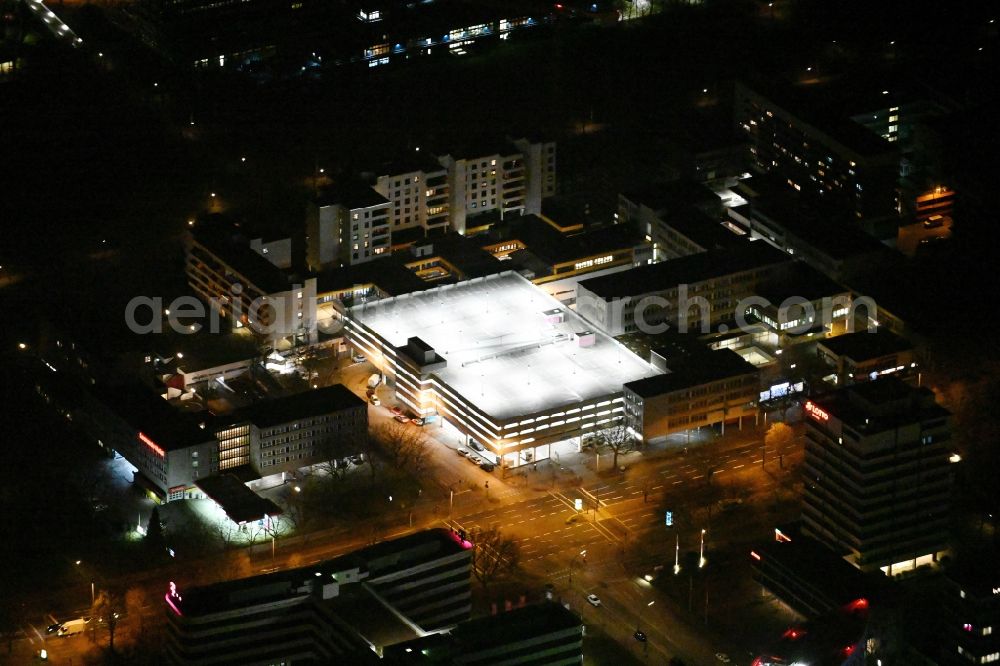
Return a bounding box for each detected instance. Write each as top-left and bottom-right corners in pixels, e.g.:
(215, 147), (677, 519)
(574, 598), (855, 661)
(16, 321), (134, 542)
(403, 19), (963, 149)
(622, 349), (759, 444)
(373, 157), (451, 236)
(816, 329), (916, 386)
(942, 555), (1000, 665)
(307, 182), (393, 269)
(801, 377), (952, 574)
(345, 272), (657, 468)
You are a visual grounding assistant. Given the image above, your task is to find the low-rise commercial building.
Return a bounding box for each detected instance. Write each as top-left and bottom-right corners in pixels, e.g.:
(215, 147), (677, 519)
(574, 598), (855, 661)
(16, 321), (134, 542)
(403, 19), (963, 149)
(575, 241), (793, 336)
(801, 377), (952, 574)
(622, 348), (759, 444)
(816, 329), (916, 386)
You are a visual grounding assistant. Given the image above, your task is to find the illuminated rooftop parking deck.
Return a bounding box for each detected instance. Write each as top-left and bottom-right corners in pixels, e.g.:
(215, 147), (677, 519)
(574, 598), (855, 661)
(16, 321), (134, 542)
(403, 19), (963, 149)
(350, 272), (658, 421)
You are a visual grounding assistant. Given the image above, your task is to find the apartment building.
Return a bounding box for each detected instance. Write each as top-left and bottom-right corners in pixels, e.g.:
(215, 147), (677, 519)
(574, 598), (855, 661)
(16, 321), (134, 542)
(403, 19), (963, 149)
(307, 181), (392, 269)
(435, 137), (556, 235)
(941, 553), (1000, 665)
(622, 348), (759, 444)
(735, 80), (900, 239)
(618, 190), (744, 262)
(373, 155), (450, 236)
(575, 241), (793, 336)
(186, 224), (317, 345)
(801, 377), (952, 574)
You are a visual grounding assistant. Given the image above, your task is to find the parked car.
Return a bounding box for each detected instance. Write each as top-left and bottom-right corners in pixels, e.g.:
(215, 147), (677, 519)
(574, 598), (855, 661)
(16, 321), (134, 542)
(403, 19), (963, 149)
(479, 461), (496, 472)
(393, 414), (409, 423)
(352, 354), (366, 363)
(349, 454), (364, 466)
(411, 417), (425, 426)
(369, 394), (380, 406)
(469, 440), (486, 452)
(456, 448), (469, 457)
(632, 630), (647, 643)
(715, 653), (731, 663)
(586, 594), (601, 607)
(923, 214), (945, 229)
(46, 623), (61, 634)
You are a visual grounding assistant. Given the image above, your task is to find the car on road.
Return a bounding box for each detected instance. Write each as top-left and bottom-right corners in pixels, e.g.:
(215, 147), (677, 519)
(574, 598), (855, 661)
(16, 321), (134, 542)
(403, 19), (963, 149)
(390, 406), (404, 416)
(411, 417), (425, 426)
(715, 653), (731, 663)
(58, 618), (90, 637)
(469, 440), (486, 452)
(586, 594), (601, 607)
(46, 623), (61, 634)
(633, 630), (647, 642)
(369, 394), (380, 406)
(393, 414), (410, 423)
(923, 214), (945, 229)
(456, 447), (469, 456)
(479, 461), (495, 472)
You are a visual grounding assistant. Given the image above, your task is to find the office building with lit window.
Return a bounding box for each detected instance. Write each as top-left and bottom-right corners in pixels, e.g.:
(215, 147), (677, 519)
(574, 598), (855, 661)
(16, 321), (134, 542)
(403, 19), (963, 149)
(213, 383), (368, 476)
(622, 348), (759, 444)
(816, 329), (916, 386)
(735, 80), (900, 239)
(941, 552), (1000, 665)
(575, 241), (793, 336)
(307, 181), (393, 269)
(345, 271), (658, 469)
(801, 377), (952, 575)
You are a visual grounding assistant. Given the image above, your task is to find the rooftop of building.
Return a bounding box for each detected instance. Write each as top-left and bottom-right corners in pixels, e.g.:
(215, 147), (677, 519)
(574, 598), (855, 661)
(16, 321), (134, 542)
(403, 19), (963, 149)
(316, 179), (391, 210)
(499, 215), (645, 268)
(317, 257), (431, 298)
(752, 525), (885, 610)
(431, 133), (521, 161)
(755, 262), (850, 304)
(655, 204), (747, 252)
(170, 528), (468, 618)
(622, 179), (722, 214)
(350, 271), (658, 420)
(817, 329), (913, 362)
(809, 376), (949, 433)
(945, 547), (1000, 598)
(195, 473), (283, 523)
(189, 223), (291, 294)
(101, 381), (215, 451)
(737, 174), (891, 261)
(153, 331), (260, 375)
(577, 240), (791, 300)
(736, 76), (902, 159)
(373, 153), (447, 178)
(383, 602), (581, 662)
(224, 383), (366, 429)
(624, 348), (757, 399)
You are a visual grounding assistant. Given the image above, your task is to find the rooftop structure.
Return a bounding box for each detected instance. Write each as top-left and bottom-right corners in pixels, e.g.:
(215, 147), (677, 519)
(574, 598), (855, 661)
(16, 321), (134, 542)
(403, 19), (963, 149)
(228, 383), (366, 429)
(350, 272), (655, 421)
(195, 473), (282, 524)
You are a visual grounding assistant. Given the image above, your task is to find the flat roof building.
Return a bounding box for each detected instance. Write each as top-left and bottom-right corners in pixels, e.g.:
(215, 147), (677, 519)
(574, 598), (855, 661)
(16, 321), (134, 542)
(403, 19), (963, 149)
(817, 329), (916, 386)
(801, 377), (952, 574)
(346, 271), (658, 468)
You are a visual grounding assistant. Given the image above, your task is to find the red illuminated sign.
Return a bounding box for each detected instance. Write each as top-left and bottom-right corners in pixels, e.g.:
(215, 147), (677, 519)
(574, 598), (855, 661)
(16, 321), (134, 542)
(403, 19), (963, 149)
(165, 581), (183, 616)
(804, 401), (830, 422)
(139, 432), (165, 458)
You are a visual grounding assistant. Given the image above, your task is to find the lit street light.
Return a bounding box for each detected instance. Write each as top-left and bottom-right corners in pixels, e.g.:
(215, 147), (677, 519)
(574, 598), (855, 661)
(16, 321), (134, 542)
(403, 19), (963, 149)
(699, 529), (706, 568)
(674, 533), (681, 575)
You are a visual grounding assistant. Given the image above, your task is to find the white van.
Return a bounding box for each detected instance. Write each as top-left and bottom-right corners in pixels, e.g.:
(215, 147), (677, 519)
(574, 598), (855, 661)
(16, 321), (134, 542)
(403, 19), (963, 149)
(57, 618), (90, 637)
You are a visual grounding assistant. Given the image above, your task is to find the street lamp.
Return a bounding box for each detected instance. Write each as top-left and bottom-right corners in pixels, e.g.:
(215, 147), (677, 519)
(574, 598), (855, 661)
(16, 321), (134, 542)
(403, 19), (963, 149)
(699, 529), (707, 568)
(674, 533), (681, 575)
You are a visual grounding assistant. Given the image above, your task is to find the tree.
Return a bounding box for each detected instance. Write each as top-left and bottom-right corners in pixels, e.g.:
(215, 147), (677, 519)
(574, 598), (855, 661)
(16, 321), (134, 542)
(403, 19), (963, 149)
(145, 506), (166, 555)
(124, 586), (149, 636)
(375, 422), (429, 472)
(597, 424), (635, 471)
(468, 526), (520, 589)
(764, 422), (795, 466)
(91, 588), (126, 652)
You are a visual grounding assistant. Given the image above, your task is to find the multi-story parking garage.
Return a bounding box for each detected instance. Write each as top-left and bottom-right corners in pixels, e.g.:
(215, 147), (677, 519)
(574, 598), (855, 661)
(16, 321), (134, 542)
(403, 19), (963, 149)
(345, 271), (658, 469)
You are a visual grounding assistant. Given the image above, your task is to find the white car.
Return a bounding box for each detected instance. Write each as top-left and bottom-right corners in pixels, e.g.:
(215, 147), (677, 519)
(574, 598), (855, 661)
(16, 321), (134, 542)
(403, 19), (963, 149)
(586, 594), (601, 607)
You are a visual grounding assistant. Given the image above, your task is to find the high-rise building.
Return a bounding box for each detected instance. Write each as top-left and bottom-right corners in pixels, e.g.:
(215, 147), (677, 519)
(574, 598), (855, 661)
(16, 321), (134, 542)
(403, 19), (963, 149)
(372, 155), (450, 237)
(801, 377), (952, 575)
(307, 181), (392, 269)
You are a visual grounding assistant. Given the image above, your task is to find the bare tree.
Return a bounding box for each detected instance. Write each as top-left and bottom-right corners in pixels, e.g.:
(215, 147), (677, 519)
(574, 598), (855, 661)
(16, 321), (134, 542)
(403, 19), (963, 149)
(375, 422), (429, 472)
(598, 425), (635, 471)
(91, 588), (126, 652)
(468, 525), (520, 589)
(124, 587), (149, 636)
